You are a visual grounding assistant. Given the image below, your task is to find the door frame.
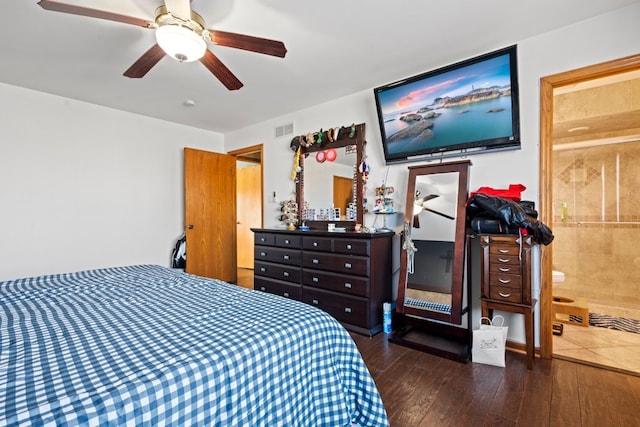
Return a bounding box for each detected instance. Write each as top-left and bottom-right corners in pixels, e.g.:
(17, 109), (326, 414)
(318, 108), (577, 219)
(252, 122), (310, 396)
(538, 53), (640, 358)
(228, 144), (264, 268)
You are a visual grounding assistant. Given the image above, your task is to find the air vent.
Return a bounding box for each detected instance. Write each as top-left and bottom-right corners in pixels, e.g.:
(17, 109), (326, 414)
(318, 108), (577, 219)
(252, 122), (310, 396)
(275, 123), (294, 139)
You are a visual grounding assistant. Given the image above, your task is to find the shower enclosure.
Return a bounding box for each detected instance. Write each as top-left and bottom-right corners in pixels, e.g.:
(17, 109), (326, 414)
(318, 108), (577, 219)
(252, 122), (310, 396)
(552, 139), (640, 328)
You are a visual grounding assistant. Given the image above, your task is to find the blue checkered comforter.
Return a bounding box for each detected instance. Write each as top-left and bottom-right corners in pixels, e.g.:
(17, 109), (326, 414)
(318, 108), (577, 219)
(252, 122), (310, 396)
(404, 297), (451, 314)
(0, 265), (389, 426)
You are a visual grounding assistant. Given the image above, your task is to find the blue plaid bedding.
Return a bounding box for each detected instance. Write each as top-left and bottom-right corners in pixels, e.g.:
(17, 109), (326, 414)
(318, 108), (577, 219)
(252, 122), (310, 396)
(404, 297), (452, 314)
(0, 265), (389, 426)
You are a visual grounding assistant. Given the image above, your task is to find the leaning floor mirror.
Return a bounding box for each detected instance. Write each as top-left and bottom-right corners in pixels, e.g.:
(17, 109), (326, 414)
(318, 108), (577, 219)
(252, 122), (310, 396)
(389, 160), (471, 361)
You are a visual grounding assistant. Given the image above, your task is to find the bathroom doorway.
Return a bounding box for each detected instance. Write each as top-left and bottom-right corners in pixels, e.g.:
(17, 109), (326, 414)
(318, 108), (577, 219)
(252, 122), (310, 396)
(229, 144), (263, 289)
(539, 54), (640, 372)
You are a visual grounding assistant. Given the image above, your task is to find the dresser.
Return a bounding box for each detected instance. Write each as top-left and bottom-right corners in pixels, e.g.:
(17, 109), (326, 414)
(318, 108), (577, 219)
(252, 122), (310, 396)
(252, 228), (394, 336)
(479, 233), (537, 369)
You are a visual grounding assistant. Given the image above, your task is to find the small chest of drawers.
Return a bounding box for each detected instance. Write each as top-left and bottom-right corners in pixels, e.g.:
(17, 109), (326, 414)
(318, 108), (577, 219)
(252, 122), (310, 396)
(479, 233), (536, 369)
(252, 228), (393, 336)
(482, 235), (532, 305)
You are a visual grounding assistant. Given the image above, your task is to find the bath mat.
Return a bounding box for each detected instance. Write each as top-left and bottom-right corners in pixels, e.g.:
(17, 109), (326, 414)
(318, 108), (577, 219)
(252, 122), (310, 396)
(586, 312), (640, 334)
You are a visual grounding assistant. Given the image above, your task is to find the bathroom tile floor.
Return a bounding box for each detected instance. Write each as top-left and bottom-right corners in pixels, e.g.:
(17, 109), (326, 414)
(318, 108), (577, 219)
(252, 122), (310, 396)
(553, 322), (640, 375)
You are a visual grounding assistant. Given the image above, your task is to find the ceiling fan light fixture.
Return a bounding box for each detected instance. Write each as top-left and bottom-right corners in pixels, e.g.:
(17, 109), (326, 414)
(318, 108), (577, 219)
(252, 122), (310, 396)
(156, 25), (206, 62)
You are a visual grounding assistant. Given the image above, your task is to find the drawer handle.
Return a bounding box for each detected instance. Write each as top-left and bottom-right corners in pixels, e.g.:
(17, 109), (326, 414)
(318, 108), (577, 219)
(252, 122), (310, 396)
(345, 263), (352, 269)
(344, 307), (352, 313)
(313, 259), (319, 264)
(498, 267), (511, 272)
(499, 278), (511, 284)
(283, 255), (290, 260)
(312, 299), (319, 305)
(285, 239), (290, 244)
(283, 272), (289, 277)
(346, 244), (352, 250)
(260, 237), (266, 242)
(313, 277), (319, 283)
(313, 242), (318, 247)
(344, 283), (352, 289)
(260, 267), (266, 272)
(498, 258), (510, 263)
(260, 286), (266, 291)
(498, 249), (509, 253)
(499, 292), (512, 298)
(260, 252), (267, 257)
(283, 292), (289, 297)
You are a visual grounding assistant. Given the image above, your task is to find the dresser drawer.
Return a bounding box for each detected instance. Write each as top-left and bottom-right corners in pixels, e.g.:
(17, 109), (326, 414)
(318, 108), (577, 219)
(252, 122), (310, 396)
(489, 273), (522, 289)
(489, 244), (521, 257)
(333, 239), (370, 256)
(275, 234), (302, 249)
(254, 276), (302, 300)
(489, 263), (521, 275)
(302, 236), (332, 252)
(303, 287), (368, 328)
(254, 246), (302, 266)
(302, 269), (369, 297)
(489, 285), (522, 303)
(302, 252), (369, 276)
(254, 233), (275, 246)
(255, 261), (301, 284)
(489, 254), (521, 266)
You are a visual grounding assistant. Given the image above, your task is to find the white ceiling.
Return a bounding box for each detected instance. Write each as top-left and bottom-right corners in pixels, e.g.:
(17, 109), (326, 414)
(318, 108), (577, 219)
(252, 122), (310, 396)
(2, 0), (638, 134)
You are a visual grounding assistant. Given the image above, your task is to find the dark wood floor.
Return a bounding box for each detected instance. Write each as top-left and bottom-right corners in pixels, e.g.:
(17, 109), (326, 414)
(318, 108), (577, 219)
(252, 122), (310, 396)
(350, 333), (640, 427)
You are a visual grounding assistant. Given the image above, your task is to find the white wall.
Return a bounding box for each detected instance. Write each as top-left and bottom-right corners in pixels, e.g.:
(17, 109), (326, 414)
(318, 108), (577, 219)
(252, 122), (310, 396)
(225, 3), (640, 344)
(0, 83), (224, 281)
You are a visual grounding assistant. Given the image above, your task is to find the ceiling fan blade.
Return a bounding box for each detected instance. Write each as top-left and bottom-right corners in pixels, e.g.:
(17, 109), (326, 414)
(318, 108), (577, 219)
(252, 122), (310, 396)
(37, 0), (153, 28)
(413, 214), (420, 229)
(200, 50), (244, 90)
(163, 0), (192, 21)
(423, 207), (455, 220)
(207, 30), (287, 58)
(123, 44), (166, 78)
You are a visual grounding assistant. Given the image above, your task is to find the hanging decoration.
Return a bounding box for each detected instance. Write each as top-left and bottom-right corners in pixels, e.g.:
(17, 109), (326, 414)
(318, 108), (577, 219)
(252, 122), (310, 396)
(291, 146), (301, 180)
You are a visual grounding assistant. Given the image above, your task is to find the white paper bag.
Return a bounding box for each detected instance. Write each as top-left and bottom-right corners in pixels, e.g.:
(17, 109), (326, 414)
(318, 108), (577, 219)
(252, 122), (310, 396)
(472, 315), (508, 367)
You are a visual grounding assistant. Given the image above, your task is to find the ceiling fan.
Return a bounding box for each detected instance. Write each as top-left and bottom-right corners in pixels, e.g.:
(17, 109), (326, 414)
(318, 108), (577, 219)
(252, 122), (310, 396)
(37, 0), (287, 90)
(412, 191), (454, 228)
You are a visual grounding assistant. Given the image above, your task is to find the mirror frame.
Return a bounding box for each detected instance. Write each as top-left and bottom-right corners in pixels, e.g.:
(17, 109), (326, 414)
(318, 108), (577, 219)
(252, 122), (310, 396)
(296, 123), (366, 229)
(396, 160), (471, 325)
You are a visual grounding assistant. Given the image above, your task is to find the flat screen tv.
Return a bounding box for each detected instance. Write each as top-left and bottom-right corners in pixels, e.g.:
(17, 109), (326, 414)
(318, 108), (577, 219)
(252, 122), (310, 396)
(374, 45), (520, 164)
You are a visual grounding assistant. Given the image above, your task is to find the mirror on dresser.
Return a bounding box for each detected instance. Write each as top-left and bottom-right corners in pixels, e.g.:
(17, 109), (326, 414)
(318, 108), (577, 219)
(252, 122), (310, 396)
(389, 160), (471, 361)
(296, 123), (366, 228)
(302, 145), (357, 219)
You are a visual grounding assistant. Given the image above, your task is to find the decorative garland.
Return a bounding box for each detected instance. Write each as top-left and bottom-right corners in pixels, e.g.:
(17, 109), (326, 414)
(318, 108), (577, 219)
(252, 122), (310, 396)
(289, 123), (358, 151)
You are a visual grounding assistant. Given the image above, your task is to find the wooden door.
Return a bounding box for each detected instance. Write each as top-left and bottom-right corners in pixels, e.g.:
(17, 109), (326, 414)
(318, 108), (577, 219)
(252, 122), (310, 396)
(333, 175), (353, 218)
(236, 163), (262, 268)
(184, 148), (237, 282)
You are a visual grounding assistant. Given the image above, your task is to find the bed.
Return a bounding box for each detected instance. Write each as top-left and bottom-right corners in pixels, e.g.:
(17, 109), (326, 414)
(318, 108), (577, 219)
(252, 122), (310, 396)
(0, 265), (389, 426)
